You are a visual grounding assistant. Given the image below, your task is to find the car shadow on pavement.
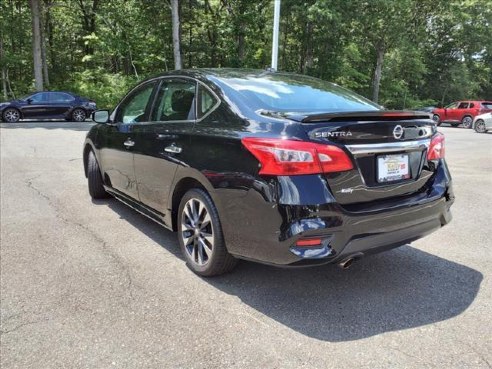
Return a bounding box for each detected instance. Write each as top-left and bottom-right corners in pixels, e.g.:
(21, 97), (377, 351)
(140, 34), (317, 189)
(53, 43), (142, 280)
(211, 249), (482, 342)
(102, 199), (183, 259)
(104, 199), (483, 342)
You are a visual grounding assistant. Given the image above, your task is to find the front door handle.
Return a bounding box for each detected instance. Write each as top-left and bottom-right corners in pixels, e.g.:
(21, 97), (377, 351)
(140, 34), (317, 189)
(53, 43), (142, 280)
(124, 138), (135, 148)
(157, 133), (178, 140)
(164, 144), (182, 154)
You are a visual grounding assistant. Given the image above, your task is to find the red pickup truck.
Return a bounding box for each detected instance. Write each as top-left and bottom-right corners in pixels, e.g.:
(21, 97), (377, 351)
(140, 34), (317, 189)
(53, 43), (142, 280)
(432, 101), (492, 128)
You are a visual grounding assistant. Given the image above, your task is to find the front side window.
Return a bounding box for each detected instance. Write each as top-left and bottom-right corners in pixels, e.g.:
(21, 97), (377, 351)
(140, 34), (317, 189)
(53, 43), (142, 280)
(29, 93), (49, 103)
(118, 83), (155, 123)
(151, 79), (196, 122)
(445, 102), (458, 109)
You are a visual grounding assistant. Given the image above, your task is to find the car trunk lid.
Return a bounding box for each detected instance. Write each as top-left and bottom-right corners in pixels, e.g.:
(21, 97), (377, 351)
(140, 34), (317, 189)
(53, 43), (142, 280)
(279, 110), (438, 205)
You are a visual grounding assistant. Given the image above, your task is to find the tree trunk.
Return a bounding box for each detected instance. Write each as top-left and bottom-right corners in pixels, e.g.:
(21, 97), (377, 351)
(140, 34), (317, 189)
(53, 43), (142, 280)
(1, 68), (7, 100)
(45, 0), (54, 64)
(372, 45), (385, 103)
(188, 0), (192, 68)
(281, 14), (288, 70)
(1, 37), (7, 100)
(30, 0), (44, 91)
(204, 0), (217, 66)
(41, 41), (49, 87)
(171, 0), (182, 70)
(237, 25), (245, 64)
(303, 21), (314, 73)
(129, 49), (138, 78)
(41, 2), (49, 87)
(6, 69), (15, 99)
(76, 0), (99, 55)
(237, 1), (246, 65)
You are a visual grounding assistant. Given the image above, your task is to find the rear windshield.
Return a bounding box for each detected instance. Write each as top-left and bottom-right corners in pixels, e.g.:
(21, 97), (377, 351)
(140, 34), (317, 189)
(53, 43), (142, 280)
(481, 102), (492, 109)
(212, 73), (381, 113)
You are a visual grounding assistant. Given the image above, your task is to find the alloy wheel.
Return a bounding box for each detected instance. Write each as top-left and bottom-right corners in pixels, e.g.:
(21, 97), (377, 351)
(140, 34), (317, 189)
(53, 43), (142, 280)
(72, 109), (86, 122)
(432, 114), (440, 126)
(475, 120), (487, 133)
(180, 198), (214, 266)
(3, 109), (20, 123)
(462, 116), (472, 128)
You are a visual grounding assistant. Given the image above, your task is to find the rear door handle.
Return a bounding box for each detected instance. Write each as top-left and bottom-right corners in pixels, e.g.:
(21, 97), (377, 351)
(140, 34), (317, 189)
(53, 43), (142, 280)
(124, 138), (135, 148)
(164, 144), (182, 154)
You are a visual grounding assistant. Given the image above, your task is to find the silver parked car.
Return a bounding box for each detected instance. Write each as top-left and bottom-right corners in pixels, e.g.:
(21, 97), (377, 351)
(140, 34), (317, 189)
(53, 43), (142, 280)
(473, 112), (492, 133)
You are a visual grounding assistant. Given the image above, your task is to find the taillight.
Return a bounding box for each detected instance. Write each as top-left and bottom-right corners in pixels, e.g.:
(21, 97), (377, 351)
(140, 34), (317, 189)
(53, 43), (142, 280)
(296, 238), (323, 247)
(427, 133), (445, 160)
(241, 137), (353, 175)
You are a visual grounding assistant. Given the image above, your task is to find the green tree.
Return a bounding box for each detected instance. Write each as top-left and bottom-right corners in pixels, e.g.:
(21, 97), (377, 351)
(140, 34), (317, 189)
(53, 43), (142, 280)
(1, 0), (490, 108)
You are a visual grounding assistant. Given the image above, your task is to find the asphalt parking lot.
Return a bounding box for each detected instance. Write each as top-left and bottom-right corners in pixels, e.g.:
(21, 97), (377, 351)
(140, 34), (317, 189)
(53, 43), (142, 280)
(1, 121), (491, 368)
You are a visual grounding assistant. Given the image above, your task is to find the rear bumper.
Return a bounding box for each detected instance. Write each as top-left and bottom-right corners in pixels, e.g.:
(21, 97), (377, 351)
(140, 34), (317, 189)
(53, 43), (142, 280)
(291, 197), (451, 266)
(216, 160), (454, 266)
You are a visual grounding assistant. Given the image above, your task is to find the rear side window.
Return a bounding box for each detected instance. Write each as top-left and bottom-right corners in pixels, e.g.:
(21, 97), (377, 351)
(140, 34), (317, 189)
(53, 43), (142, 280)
(457, 102), (469, 109)
(198, 85), (219, 119)
(117, 82), (155, 123)
(469, 103), (475, 108)
(151, 79), (196, 122)
(50, 92), (74, 102)
(482, 102), (492, 109)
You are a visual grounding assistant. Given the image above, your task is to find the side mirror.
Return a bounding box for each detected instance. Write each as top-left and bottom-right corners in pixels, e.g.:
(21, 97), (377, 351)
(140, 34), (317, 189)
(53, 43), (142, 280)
(27, 98), (33, 104)
(92, 110), (110, 124)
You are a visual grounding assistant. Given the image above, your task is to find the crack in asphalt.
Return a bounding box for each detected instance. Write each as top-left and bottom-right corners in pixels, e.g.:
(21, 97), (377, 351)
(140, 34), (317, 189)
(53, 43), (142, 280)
(433, 325), (492, 368)
(0, 317), (51, 335)
(24, 175), (136, 301)
(383, 345), (432, 366)
(456, 339), (492, 368)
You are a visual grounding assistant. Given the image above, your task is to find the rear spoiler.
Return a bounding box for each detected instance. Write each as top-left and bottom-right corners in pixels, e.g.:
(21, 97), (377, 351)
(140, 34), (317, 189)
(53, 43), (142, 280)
(259, 110), (432, 123)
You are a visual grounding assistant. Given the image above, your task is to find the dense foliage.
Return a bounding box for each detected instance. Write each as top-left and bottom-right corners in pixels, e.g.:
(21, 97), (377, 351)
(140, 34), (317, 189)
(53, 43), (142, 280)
(1, 0), (491, 108)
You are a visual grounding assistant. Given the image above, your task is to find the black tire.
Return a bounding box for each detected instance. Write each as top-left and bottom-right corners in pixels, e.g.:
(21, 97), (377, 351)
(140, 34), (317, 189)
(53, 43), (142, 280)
(461, 115), (473, 129)
(72, 108), (86, 122)
(177, 188), (237, 276)
(87, 151), (109, 199)
(432, 114), (441, 126)
(474, 119), (487, 133)
(2, 108), (20, 123)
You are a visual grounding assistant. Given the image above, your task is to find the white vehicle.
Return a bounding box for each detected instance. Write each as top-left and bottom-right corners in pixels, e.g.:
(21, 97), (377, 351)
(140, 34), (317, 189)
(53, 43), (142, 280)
(472, 112), (492, 133)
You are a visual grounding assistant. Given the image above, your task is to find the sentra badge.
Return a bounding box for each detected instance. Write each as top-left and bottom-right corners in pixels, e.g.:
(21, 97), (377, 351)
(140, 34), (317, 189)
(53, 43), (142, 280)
(314, 131), (353, 138)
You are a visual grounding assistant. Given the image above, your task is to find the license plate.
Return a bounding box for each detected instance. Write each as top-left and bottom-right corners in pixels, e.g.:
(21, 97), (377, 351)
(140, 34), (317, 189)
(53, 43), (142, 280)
(377, 154), (410, 183)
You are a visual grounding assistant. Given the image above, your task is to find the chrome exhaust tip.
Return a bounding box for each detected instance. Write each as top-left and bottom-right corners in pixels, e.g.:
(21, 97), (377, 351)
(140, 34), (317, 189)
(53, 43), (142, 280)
(338, 258), (355, 270)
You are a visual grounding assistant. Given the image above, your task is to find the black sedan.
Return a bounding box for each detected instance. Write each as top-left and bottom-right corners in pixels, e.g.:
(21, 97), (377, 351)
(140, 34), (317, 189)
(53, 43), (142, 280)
(83, 69), (454, 276)
(0, 91), (96, 122)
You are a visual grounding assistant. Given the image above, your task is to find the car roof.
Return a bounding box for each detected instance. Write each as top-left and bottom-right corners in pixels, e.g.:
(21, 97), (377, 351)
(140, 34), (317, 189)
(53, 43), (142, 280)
(451, 100), (492, 105)
(28, 91), (77, 95)
(164, 68), (274, 77)
(143, 68), (317, 84)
